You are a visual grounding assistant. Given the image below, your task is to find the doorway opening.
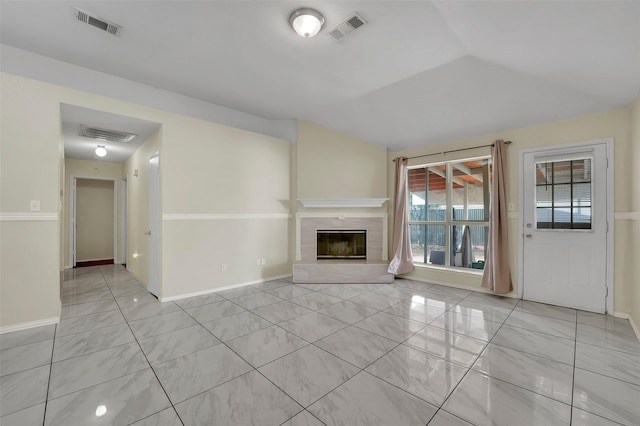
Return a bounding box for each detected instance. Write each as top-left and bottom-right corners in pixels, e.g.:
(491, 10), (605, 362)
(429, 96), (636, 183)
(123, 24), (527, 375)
(70, 176), (117, 268)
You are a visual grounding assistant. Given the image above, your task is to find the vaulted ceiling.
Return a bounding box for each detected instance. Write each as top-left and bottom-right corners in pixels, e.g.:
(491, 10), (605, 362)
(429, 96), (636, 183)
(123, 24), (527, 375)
(1, 1), (639, 152)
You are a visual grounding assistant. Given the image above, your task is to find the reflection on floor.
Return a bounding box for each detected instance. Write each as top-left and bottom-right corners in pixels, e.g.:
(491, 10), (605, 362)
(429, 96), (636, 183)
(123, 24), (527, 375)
(1, 264), (639, 425)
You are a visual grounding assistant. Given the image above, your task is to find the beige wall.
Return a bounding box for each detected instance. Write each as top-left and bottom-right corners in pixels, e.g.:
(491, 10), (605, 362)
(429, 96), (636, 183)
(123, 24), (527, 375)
(1, 71), (293, 329)
(123, 128), (161, 287)
(64, 158), (124, 267)
(160, 117), (291, 299)
(389, 108), (634, 314)
(75, 179), (115, 262)
(1, 73), (62, 329)
(628, 95), (640, 331)
(297, 120), (388, 199)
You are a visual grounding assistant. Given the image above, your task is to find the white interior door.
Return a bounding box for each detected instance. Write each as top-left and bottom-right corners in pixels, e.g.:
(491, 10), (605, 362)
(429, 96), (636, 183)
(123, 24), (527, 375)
(121, 176), (127, 265)
(148, 153), (160, 297)
(522, 142), (608, 312)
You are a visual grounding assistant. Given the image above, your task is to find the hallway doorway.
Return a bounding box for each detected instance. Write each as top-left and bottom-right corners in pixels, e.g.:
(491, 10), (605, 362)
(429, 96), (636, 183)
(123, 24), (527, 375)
(70, 176), (117, 267)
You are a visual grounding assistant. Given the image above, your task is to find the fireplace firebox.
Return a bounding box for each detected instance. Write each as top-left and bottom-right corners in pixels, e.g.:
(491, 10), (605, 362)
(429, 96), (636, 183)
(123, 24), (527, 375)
(317, 230), (366, 260)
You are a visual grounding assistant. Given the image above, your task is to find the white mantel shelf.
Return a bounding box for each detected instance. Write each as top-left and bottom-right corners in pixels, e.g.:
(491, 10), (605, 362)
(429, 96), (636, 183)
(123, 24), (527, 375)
(297, 198), (389, 208)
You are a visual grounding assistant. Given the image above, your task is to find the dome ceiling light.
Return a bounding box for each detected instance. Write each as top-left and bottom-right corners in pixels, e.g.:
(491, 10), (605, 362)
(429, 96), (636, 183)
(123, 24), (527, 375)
(289, 8), (325, 38)
(95, 145), (107, 157)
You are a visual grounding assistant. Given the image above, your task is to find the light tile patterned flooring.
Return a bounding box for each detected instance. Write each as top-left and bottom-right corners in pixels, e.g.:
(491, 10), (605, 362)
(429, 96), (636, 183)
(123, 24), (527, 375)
(1, 265), (639, 425)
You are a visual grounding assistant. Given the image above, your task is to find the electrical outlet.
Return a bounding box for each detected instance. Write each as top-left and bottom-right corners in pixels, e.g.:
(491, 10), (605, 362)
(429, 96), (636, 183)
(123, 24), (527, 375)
(221, 263), (227, 272)
(261, 258), (266, 265)
(30, 200), (40, 212)
(257, 258), (261, 266)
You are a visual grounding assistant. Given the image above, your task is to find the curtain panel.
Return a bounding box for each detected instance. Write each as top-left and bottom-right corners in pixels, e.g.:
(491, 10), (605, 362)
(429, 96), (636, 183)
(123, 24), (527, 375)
(388, 157), (414, 275)
(481, 139), (513, 294)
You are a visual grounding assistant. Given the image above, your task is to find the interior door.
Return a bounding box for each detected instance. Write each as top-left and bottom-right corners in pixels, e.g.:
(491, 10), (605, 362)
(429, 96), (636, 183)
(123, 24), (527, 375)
(522, 143), (608, 312)
(148, 153), (160, 297)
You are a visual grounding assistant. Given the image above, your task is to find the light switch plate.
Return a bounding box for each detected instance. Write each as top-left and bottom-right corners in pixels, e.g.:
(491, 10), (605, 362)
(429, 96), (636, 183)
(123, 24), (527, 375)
(30, 200), (41, 212)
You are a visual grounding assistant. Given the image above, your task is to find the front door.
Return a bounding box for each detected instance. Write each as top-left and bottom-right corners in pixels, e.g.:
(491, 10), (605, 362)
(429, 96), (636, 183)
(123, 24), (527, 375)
(522, 141), (609, 312)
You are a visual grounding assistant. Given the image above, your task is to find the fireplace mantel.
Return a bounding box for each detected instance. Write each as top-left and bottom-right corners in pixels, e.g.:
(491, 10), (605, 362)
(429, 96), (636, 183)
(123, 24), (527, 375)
(297, 198), (389, 208)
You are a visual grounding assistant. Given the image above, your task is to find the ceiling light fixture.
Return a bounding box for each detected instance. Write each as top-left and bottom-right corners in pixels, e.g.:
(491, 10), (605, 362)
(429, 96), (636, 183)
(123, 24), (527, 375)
(95, 145), (107, 157)
(289, 8), (325, 38)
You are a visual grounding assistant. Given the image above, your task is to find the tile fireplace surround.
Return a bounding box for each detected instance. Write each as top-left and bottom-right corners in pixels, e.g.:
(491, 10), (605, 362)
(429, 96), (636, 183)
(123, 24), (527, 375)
(293, 214), (394, 284)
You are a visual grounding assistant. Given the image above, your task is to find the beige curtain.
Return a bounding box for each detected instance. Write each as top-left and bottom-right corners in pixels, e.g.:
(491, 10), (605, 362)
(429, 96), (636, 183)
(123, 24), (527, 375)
(388, 157), (414, 275)
(481, 140), (512, 294)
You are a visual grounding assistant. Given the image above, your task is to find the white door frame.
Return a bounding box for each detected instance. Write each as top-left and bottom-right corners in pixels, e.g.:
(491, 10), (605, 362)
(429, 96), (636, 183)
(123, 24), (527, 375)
(517, 138), (614, 314)
(121, 175), (128, 265)
(69, 175), (118, 268)
(148, 152), (161, 297)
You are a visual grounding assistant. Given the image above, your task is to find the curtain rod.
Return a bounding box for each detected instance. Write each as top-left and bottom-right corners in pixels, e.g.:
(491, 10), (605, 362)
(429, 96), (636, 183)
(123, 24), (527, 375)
(393, 140), (512, 162)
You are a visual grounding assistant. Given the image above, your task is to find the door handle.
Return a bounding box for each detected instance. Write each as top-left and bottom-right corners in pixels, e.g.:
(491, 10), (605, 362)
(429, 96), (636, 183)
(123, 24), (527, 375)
(144, 230), (151, 236)
(525, 233), (532, 238)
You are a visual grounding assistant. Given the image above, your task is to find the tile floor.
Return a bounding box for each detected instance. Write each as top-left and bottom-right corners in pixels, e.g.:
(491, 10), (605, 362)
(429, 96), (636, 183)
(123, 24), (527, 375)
(1, 264), (639, 425)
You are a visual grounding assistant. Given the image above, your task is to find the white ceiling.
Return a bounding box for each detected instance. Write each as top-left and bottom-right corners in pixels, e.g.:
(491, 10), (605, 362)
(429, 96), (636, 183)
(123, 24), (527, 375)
(61, 104), (160, 163)
(2, 1), (639, 153)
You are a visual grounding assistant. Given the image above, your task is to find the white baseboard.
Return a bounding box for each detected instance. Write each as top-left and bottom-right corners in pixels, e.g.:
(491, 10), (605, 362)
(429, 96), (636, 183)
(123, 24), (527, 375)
(0, 316), (59, 334)
(613, 311), (629, 319)
(398, 275), (519, 299)
(160, 274), (292, 303)
(628, 314), (640, 341)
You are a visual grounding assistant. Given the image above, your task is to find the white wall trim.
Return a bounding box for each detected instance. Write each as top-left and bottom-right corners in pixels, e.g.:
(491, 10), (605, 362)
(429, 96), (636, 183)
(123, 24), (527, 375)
(397, 275), (519, 299)
(0, 316), (59, 334)
(298, 198), (389, 208)
(614, 212), (640, 220)
(162, 213), (292, 221)
(159, 274), (292, 303)
(0, 212), (59, 221)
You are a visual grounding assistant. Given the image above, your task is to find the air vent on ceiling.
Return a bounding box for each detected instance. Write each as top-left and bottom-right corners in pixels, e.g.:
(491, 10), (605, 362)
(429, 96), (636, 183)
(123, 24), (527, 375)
(73, 7), (121, 36)
(328, 12), (367, 41)
(79, 125), (136, 143)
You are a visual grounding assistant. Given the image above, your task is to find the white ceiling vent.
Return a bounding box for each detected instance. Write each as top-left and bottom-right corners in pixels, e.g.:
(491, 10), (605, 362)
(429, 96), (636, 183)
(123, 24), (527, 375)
(73, 7), (121, 36)
(79, 125), (136, 143)
(328, 13), (367, 41)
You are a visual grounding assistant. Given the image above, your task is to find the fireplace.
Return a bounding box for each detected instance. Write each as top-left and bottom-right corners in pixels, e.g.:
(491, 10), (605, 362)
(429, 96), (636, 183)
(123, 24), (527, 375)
(317, 230), (366, 260)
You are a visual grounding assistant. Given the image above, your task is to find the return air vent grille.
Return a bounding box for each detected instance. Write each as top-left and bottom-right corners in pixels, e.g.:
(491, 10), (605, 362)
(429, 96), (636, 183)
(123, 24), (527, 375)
(73, 7), (121, 36)
(328, 12), (367, 41)
(79, 125), (136, 143)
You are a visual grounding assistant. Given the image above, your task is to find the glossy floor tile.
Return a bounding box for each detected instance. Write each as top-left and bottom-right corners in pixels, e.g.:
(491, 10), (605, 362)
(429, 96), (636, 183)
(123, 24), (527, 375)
(365, 345), (467, 406)
(354, 311), (424, 343)
(2, 265), (639, 426)
(153, 344), (252, 403)
(278, 311), (348, 342)
(443, 370), (571, 425)
(491, 325), (575, 365)
(315, 325), (398, 369)
(573, 368), (640, 425)
(226, 325), (308, 367)
(309, 371), (438, 426)
(259, 345), (359, 407)
(472, 343), (574, 403)
(175, 370), (301, 426)
(403, 325), (486, 367)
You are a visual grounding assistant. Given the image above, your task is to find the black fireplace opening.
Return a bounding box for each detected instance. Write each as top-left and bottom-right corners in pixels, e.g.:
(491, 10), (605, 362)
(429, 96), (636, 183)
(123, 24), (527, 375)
(317, 230), (366, 260)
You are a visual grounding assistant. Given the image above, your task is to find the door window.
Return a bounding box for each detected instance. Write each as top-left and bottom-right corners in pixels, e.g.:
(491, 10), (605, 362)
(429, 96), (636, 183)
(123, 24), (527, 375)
(535, 158), (592, 230)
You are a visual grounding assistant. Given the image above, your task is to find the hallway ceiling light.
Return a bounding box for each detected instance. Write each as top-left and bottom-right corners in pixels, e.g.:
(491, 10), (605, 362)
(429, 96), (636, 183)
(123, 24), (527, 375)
(289, 8), (324, 38)
(95, 145), (107, 157)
